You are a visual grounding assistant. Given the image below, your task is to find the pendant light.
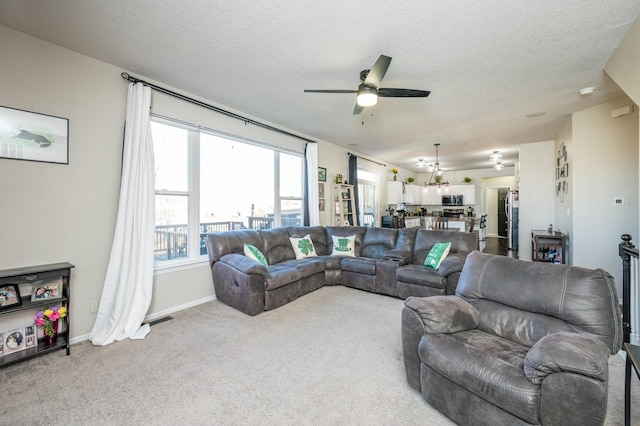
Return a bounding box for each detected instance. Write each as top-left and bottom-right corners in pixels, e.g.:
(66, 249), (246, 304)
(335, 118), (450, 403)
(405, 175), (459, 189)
(428, 143), (447, 185)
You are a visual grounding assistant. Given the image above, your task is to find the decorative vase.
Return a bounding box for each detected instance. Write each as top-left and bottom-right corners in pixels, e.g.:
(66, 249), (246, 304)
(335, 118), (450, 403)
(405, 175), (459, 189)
(393, 174), (397, 181)
(44, 319), (59, 346)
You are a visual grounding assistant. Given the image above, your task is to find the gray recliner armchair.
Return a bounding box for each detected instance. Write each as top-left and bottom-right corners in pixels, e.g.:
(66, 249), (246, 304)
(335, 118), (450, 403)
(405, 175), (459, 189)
(402, 251), (622, 426)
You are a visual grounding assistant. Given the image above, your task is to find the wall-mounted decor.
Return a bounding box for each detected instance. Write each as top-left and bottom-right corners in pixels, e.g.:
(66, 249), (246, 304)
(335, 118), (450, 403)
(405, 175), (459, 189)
(556, 143), (569, 202)
(318, 167), (326, 182)
(0, 105), (69, 164)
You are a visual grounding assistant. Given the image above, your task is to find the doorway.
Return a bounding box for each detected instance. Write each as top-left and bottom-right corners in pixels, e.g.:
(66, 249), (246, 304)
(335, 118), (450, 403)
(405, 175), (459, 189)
(357, 168), (377, 227)
(484, 186), (510, 237)
(497, 187), (508, 237)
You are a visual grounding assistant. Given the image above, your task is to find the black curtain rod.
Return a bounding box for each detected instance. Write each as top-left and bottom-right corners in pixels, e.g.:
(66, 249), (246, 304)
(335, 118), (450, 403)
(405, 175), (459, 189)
(121, 72), (315, 144)
(348, 152), (386, 167)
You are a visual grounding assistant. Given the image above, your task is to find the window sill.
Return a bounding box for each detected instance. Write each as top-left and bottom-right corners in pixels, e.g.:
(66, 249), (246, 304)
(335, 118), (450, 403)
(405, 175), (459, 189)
(154, 258), (209, 276)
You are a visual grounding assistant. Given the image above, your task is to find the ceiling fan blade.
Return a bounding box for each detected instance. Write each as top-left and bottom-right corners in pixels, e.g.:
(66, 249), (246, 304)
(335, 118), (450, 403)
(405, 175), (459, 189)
(363, 55), (392, 88)
(304, 89), (357, 93)
(353, 103), (364, 115)
(377, 88), (431, 98)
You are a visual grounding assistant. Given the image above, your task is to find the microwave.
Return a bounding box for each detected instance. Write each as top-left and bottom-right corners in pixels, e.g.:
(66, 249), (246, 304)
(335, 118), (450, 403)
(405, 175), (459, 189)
(442, 194), (463, 206)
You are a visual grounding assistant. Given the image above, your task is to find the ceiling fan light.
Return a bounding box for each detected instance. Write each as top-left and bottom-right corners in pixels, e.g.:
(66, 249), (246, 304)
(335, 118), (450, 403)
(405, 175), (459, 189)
(489, 151), (502, 162)
(493, 162), (504, 170)
(356, 85), (378, 107)
(416, 158), (427, 168)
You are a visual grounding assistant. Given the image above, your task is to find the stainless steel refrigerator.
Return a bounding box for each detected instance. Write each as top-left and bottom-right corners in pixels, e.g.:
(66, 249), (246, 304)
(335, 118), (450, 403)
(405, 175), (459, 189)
(506, 190), (519, 251)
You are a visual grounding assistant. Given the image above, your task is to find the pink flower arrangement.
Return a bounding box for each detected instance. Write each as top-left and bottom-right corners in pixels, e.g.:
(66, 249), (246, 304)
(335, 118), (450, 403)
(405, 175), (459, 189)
(34, 306), (67, 338)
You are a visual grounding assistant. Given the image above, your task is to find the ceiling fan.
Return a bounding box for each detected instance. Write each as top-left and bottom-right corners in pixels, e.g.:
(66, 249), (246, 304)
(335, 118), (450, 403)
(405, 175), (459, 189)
(304, 55), (431, 115)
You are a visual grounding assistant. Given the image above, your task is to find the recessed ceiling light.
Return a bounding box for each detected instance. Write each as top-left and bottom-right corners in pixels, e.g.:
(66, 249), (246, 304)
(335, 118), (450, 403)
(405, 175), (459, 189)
(348, 143), (358, 147)
(579, 87), (595, 96)
(526, 112), (546, 118)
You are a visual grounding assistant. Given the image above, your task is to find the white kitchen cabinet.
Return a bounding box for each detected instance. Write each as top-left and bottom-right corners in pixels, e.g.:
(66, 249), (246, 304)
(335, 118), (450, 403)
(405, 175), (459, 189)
(404, 184), (423, 205)
(423, 186), (443, 205)
(446, 184), (475, 205)
(462, 184), (476, 205)
(387, 181), (404, 204)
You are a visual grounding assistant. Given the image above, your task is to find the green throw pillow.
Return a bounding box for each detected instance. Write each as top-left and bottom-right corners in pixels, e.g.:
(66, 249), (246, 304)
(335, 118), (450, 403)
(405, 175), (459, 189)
(289, 234), (318, 259)
(331, 235), (356, 257)
(424, 242), (451, 270)
(243, 243), (268, 266)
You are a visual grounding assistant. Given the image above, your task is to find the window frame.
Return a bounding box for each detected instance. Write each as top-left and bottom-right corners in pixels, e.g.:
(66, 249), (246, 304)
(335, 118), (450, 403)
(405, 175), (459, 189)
(151, 116), (304, 270)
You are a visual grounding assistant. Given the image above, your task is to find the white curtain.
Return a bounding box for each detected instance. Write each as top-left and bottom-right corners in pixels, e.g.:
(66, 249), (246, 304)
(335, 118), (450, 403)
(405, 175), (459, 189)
(306, 142), (320, 226)
(90, 82), (155, 346)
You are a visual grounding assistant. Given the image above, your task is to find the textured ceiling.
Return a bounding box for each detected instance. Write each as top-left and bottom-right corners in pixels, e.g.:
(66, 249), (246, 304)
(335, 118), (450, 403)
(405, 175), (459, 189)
(1, 1), (639, 172)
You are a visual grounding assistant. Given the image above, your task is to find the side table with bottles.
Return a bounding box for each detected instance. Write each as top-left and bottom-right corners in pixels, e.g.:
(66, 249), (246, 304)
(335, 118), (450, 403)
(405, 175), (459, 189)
(531, 230), (567, 264)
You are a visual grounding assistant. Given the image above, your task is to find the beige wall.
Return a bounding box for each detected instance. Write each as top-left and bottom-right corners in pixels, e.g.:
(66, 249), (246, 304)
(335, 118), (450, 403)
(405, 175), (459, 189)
(572, 97), (638, 291)
(554, 120), (574, 264)
(605, 16), (640, 105)
(518, 141), (557, 261)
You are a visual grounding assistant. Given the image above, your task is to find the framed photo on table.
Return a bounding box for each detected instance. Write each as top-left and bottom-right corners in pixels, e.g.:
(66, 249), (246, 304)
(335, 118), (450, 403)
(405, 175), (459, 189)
(30, 282), (62, 301)
(0, 105), (69, 164)
(0, 284), (21, 310)
(2, 327), (26, 355)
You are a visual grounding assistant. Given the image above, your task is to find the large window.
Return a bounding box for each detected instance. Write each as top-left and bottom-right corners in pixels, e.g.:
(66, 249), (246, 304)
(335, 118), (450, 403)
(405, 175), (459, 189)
(152, 118), (303, 265)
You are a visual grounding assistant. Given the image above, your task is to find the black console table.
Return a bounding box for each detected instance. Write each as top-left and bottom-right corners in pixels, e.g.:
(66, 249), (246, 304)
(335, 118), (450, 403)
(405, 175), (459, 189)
(625, 342), (640, 426)
(0, 262), (74, 367)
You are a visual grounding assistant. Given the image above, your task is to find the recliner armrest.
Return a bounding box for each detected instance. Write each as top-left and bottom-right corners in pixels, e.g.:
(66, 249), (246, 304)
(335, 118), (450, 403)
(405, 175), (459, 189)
(436, 254), (467, 276)
(382, 249), (412, 265)
(403, 295), (479, 334)
(524, 332), (611, 384)
(219, 253), (270, 278)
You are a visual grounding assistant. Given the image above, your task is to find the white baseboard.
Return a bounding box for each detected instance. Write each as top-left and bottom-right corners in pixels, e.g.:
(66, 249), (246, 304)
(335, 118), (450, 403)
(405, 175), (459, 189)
(69, 295), (217, 346)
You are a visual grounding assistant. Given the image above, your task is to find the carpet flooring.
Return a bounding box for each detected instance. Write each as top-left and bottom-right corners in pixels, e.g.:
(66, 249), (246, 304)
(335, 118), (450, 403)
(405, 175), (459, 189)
(0, 286), (638, 425)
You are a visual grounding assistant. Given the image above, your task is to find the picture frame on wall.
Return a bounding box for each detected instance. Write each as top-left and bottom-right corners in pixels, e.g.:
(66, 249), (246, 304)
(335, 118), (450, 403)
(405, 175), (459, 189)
(319, 199), (325, 212)
(0, 284), (21, 310)
(318, 167), (327, 182)
(0, 105), (69, 164)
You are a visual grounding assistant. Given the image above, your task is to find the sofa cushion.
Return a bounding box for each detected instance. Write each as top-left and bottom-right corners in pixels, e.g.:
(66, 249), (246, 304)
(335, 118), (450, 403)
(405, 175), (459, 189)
(341, 257), (376, 275)
(243, 243), (268, 266)
(286, 226), (328, 256)
(289, 234), (318, 259)
(325, 226), (366, 256)
(456, 251), (622, 354)
(404, 296), (479, 334)
(330, 235), (356, 257)
(396, 265), (446, 290)
(259, 228), (296, 265)
(264, 264), (302, 291)
(360, 227), (398, 259)
(206, 229), (263, 264)
(424, 242), (451, 270)
(420, 330), (538, 424)
(279, 258), (325, 278)
(412, 229), (475, 265)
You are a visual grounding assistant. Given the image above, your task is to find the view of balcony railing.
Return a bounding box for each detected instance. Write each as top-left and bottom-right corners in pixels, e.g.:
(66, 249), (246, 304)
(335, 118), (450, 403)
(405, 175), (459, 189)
(155, 213), (302, 262)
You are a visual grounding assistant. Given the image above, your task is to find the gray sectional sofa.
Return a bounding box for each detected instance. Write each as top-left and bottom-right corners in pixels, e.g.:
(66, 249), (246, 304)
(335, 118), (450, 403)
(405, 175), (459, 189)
(205, 225), (477, 316)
